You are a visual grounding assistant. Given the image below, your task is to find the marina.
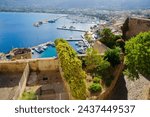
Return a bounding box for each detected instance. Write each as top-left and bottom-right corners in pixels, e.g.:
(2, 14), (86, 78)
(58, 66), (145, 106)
(31, 41), (55, 54)
(31, 38), (90, 58)
(0, 12), (95, 58)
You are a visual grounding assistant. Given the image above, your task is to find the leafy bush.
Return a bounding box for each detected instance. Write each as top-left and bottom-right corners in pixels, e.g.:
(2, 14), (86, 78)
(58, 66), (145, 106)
(104, 47), (121, 67)
(124, 31), (150, 80)
(103, 75), (114, 87)
(114, 35), (122, 40)
(84, 32), (92, 42)
(95, 59), (110, 76)
(116, 39), (125, 52)
(20, 91), (37, 100)
(89, 83), (102, 93)
(100, 28), (123, 48)
(85, 48), (103, 72)
(55, 38), (86, 99)
(93, 76), (101, 83)
(100, 28), (116, 48)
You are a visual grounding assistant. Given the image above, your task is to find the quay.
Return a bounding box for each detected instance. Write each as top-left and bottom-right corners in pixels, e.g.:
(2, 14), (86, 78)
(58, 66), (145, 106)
(57, 27), (87, 32)
(65, 38), (82, 41)
(33, 16), (67, 27)
(66, 38), (90, 48)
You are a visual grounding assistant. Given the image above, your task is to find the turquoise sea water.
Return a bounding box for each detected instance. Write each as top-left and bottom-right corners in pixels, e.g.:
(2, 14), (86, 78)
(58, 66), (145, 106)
(0, 12), (94, 57)
(32, 40), (82, 58)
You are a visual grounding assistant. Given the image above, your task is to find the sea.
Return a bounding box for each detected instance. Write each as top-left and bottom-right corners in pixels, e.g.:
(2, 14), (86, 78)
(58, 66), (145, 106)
(0, 12), (95, 58)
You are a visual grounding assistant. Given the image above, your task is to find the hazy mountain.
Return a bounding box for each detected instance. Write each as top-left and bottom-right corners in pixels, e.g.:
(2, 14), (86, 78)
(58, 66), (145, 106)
(0, 0), (150, 10)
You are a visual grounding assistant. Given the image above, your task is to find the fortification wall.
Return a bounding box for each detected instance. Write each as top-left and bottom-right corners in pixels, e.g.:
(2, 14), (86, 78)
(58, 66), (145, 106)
(0, 58), (59, 73)
(122, 17), (150, 39)
(98, 63), (124, 100)
(13, 64), (30, 99)
(12, 52), (32, 60)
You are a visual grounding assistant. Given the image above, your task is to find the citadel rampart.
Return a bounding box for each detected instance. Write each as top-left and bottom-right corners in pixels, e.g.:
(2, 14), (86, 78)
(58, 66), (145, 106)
(122, 17), (150, 39)
(0, 58), (59, 73)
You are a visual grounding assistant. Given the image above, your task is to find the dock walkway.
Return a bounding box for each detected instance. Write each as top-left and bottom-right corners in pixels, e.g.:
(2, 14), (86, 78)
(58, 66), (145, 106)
(57, 27), (87, 32)
(33, 16), (67, 27)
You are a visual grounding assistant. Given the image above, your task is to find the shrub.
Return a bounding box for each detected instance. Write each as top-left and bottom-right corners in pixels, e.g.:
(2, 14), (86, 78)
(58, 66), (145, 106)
(85, 48), (110, 75)
(95, 59), (110, 76)
(84, 32), (92, 42)
(116, 39), (125, 52)
(100, 28), (116, 48)
(100, 28), (123, 48)
(55, 38), (86, 99)
(20, 91), (37, 100)
(104, 47), (121, 67)
(89, 83), (102, 93)
(103, 75), (114, 87)
(85, 48), (103, 72)
(114, 35), (122, 40)
(124, 31), (150, 79)
(93, 76), (101, 83)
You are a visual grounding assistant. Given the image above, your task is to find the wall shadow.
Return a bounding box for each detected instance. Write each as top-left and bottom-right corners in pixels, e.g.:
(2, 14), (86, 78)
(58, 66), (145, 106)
(109, 74), (128, 100)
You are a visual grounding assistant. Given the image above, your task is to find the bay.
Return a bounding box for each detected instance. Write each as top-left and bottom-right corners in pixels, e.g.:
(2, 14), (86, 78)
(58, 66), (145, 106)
(0, 12), (93, 55)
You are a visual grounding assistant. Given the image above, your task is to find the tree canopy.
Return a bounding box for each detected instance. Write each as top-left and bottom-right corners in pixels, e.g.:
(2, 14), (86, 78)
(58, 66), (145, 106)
(124, 31), (150, 80)
(104, 47), (121, 67)
(55, 39), (86, 99)
(100, 28), (122, 49)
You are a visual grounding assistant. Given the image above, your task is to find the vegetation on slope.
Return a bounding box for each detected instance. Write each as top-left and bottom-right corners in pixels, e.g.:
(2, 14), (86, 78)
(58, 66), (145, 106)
(20, 91), (37, 100)
(84, 48), (115, 87)
(104, 47), (121, 67)
(124, 31), (150, 80)
(55, 39), (86, 99)
(99, 28), (124, 50)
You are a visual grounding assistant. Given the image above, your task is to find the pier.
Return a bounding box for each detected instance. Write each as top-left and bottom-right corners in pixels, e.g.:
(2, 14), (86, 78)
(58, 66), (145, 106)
(57, 27), (87, 32)
(33, 16), (67, 27)
(65, 38), (83, 41)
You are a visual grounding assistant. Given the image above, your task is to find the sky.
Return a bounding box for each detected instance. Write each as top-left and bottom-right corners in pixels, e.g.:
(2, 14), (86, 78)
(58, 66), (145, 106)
(0, 0), (150, 10)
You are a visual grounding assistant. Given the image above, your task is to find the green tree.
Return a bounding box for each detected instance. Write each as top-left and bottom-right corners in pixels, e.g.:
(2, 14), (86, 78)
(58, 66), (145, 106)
(100, 28), (123, 49)
(100, 28), (116, 48)
(85, 48), (110, 74)
(104, 47), (121, 67)
(89, 83), (102, 93)
(93, 76), (101, 83)
(116, 39), (125, 52)
(85, 48), (103, 72)
(84, 32), (92, 42)
(124, 31), (150, 80)
(84, 48), (111, 87)
(55, 39), (86, 99)
(20, 91), (37, 100)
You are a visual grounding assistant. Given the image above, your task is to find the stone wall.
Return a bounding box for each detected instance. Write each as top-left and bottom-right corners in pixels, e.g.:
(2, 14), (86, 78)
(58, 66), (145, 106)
(29, 58), (59, 72)
(122, 17), (150, 39)
(0, 57), (123, 100)
(98, 63), (124, 100)
(93, 41), (109, 55)
(0, 58), (59, 73)
(0, 61), (27, 73)
(0, 58), (67, 100)
(13, 64), (30, 99)
(12, 52), (32, 60)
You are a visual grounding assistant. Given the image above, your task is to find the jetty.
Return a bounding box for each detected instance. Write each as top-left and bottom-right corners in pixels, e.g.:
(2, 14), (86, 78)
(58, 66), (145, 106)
(31, 41), (55, 54)
(33, 16), (67, 27)
(57, 27), (87, 32)
(66, 38), (82, 41)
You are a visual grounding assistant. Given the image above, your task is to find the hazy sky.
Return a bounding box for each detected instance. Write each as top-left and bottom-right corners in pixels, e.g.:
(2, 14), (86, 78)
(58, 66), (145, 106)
(0, 0), (150, 10)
